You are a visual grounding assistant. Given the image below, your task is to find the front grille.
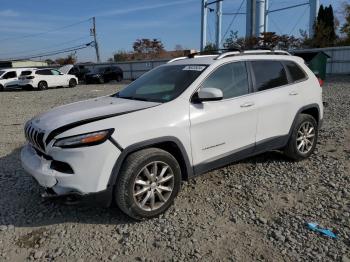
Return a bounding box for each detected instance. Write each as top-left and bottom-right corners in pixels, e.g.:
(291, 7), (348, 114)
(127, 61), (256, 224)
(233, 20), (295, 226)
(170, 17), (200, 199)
(25, 122), (46, 152)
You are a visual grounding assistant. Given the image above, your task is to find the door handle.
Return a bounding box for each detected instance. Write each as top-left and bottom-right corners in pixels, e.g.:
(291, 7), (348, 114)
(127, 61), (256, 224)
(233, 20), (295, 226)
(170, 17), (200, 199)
(240, 102), (254, 108)
(289, 91), (298, 96)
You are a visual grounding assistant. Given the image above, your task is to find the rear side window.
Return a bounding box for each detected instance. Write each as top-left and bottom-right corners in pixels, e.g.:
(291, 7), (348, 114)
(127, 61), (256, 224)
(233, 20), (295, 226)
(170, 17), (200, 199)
(36, 69), (52, 75)
(284, 61), (307, 82)
(251, 61), (288, 91)
(201, 61), (249, 99)
(21, 71), (32, 76)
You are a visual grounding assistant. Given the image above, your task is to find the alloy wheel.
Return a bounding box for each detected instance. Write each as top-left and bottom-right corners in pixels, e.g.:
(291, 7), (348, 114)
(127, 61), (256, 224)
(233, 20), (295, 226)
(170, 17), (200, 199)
(296, 121), (316, 154)
(133, 161), (174, 211)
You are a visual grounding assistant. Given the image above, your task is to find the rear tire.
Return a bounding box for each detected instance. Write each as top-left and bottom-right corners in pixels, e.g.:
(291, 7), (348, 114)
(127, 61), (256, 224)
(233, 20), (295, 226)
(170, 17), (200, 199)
(284, 114), (318, 160)
(37, 81), (48, 91)
(115, 148), (181, 220)
(116, 75), (122, 82)
(68, 78), (77, 88)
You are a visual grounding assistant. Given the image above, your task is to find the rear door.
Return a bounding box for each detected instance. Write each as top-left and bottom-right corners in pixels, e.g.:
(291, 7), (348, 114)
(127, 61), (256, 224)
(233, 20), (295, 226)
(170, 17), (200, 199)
(190, 61), (258, 172)
(249, 60), (298, 147)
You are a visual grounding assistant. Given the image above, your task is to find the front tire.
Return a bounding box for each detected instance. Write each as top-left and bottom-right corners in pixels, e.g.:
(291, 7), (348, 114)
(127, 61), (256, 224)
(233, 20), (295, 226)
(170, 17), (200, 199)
(115, 148), (181, 220)
(0, 85), (3, 91)
(37, 81), (48, 90)
(68, 78), (77, 88)
(284, 114), (318, 160)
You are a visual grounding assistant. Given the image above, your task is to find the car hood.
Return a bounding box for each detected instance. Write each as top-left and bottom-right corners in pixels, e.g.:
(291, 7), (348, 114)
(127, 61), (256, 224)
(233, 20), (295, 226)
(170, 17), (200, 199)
(58, 64), (74, 75)
(29, 96), (160, 135)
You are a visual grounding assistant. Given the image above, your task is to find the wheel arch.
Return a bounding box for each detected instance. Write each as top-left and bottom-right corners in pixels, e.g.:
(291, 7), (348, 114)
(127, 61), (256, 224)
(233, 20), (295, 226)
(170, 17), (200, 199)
(38, 80), (48, 88)
(288, 103), (321, 139)
(108, 137), (193, 188)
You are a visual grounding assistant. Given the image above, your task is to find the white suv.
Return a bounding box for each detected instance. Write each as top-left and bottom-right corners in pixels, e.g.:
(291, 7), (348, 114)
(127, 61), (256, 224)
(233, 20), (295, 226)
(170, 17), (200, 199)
(18, 68), (78, 90)
(21, 50), (323, 219)
(0, 68), (36, 91)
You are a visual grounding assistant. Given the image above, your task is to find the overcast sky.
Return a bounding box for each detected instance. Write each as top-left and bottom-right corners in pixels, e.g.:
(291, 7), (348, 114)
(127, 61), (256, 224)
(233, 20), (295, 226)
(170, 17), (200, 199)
(0, 0), (344, 62)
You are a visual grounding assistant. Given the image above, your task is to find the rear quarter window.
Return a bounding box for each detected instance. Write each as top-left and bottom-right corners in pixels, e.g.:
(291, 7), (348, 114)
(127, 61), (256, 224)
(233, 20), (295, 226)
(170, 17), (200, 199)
(284, 61), (307, 82)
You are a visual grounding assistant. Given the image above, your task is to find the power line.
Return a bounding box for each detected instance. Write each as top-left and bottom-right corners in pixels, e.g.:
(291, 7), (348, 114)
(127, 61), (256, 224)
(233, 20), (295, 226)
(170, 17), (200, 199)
(0, 36), (91, 57)
(0, 18), (92, 42)
(269, 16), (283, 34)
(220, 0), (245, 43)
(3, 42), (94, 61)
(289, 6), (308, 35)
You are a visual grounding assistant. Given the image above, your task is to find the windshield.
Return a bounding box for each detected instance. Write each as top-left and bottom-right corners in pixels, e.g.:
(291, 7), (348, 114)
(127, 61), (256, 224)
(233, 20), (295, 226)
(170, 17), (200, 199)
(0, 71), (5, 77)
(115, 65), (207, 103)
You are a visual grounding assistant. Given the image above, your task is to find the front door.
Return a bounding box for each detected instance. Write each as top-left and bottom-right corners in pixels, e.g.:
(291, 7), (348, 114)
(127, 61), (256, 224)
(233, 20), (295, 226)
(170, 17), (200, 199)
(50, 69), (66, 86)
(189, 61), (258, 173)
(2, 71), (18, 87)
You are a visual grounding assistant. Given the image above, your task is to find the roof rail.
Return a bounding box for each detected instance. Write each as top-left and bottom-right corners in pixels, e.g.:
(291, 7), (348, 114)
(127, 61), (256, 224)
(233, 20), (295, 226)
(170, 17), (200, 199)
(216, 49), (291, 60)
(216, 51), (241, 60)
(167, 54), (217, 63)
(167, 57), (187, 63)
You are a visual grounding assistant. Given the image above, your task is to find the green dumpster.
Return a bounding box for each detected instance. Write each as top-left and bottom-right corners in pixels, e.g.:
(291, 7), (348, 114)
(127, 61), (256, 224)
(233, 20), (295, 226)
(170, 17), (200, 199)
(292, 51), (330, 80)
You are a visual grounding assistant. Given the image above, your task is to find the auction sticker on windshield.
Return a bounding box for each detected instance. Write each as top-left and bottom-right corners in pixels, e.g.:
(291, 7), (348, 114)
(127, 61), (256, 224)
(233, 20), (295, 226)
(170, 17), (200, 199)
(182, 65), (206, 71)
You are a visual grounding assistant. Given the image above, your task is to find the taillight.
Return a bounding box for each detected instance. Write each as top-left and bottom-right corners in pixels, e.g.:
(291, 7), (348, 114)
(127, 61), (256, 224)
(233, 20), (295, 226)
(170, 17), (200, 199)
(26, 76), (34, 79)
(317, 78), (324, 87)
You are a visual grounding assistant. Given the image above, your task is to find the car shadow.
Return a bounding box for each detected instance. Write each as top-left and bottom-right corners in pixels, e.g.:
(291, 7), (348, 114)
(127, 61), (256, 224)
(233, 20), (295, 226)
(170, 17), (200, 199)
(0, 147), (134, 228)
(0, 146), (290, 228)
(0, 86), (66, 92)
(239, 150), (291, 165)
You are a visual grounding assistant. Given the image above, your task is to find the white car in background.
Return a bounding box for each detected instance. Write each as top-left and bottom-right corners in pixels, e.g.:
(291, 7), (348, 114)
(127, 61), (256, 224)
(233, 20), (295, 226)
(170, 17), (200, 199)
(0, 68), (36, 91)
(18, 68), (78, 90)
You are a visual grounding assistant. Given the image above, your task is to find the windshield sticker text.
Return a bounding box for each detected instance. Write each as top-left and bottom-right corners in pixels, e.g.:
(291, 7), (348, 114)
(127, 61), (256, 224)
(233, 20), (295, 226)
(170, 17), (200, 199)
(182, 66), (206, 71)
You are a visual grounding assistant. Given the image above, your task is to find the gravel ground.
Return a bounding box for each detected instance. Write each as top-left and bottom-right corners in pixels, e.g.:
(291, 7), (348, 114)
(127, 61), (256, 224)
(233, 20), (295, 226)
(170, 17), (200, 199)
(0, 77), (349, 262)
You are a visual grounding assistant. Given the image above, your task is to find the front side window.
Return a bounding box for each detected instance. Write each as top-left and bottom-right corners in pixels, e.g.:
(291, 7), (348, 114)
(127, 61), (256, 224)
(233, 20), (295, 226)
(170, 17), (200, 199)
(251, 60), (288, 91)
(284, 61), (307, 82)
(51, 69), (61, 75)
(36, 69), (52, 75)
(116, 65), (207, 103)
(3, 71), (17, 79)
(201, 62), (249, 99)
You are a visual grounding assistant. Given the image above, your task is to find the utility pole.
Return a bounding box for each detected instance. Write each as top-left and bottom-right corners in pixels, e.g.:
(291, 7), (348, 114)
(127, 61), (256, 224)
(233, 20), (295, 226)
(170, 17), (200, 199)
(256, 0), (265, 36)
(264, 0), (269, 33)
(200, 0), (208, 51)
(91, 17), (101, 62)
(309, 0), (319, 37)
(246, 0), (256, 37)
(215, 0), (223, 49)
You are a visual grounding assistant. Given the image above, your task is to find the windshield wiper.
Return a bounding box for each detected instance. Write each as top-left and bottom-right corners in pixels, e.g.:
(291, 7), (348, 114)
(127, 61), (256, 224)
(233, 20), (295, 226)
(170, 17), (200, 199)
(118, 96), (153, 102)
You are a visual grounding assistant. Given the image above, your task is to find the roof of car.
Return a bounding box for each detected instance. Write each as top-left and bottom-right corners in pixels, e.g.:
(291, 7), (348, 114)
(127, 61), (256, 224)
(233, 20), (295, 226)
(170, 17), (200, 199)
(0, 67), (37, 71)
(167, 50), (304, 66)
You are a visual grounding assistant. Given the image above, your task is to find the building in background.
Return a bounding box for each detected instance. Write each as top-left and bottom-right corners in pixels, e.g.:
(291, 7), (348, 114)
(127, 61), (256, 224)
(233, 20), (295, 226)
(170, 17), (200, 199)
(0, 60), (48, 68)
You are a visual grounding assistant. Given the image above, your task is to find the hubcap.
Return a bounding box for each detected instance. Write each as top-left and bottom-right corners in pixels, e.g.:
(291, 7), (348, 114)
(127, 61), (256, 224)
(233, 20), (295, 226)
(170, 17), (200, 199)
(133, 161), (174, 211)
(296, 121), (315, 154)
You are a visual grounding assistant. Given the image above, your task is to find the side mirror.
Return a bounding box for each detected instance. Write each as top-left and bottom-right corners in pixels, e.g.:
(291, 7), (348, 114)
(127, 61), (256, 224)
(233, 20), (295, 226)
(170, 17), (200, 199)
(193, 87), (223, 103)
